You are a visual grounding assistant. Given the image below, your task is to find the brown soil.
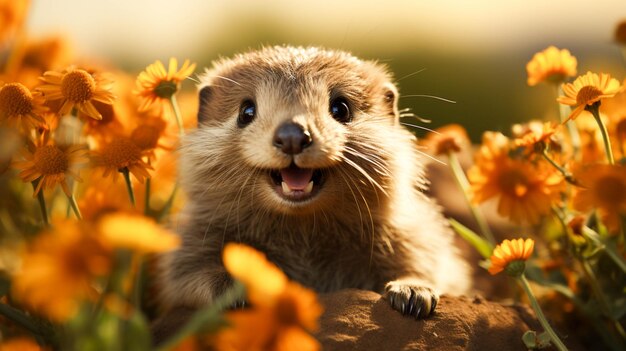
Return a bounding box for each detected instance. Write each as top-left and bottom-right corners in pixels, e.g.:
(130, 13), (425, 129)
(316, 289), (582, 351)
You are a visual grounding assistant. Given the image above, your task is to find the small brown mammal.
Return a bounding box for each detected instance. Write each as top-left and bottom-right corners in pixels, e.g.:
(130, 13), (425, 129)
(155, 46), (470, 339)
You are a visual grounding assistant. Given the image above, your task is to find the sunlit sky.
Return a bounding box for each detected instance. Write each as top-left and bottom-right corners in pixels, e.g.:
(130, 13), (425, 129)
(28, 0), (626, 60)
(24, 0), (626, 138)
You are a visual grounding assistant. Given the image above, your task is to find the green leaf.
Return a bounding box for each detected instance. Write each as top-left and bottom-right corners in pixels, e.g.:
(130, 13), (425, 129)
(122, 311), (151, 351)
(522, 330), (538, 349)
(449, 218), (493, 259)
(536, 332), (552, 349)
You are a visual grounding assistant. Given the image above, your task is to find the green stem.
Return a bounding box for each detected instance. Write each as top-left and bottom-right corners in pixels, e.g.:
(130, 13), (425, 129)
(32, 180), (49, 227)
(587, 102), (615, 165)
(155, 282), (245, 351)
(551, 206), (569, 235)
(67, 193), (82, 220)
(157, 183), (179, 222)
(542, 149), (577, 185)
(122, 168), (136, 207)
(447, 152), (495, 245)
(555, 85), (581, 161)
(0, 303), (47, 338)
(519, 275), (569, 351)
(169, 95), (185, 138)
(579, 258), (612, 318)
(581, 226), (626, 274)
(144, 178), (151, 215)
(133, 256), (144, 308)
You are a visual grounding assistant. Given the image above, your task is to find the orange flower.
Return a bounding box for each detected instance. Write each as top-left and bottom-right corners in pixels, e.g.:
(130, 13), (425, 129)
(420, 124), (470, 155)
(79, 183), (136, 221)
(37, 67), (115, 120)
(12, 219), (112, 321)
(0, 82), (48, 131)
(557, 72), (622, 122)
(216, 244), (322, 351)
(573, 164), (626, 233)
(134, 58), (196, 111)
(130, 116), (173, 160)
(223, 243), (288, 306)
(12, 136), (89, 197)
(469, 132), (564, 224)
(97, 213), (180, 253)
(513, 121), (560, 154)
(488, 238), (534, 275)
(91, 135), (153, 183)
(526, 46), (577, 86)
(0, 337), (47, 351)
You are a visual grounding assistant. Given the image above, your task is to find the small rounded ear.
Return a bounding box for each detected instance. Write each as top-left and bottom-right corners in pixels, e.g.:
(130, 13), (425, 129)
(197, 85), (213, 124)
(382, 82), (399, 122)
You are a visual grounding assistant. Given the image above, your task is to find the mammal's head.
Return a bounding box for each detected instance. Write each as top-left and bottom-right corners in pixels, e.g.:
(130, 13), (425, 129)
(184, 46), (419, 216)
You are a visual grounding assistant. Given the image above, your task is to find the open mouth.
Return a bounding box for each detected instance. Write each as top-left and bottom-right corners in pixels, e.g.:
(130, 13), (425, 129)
(269, 163), (324, 202)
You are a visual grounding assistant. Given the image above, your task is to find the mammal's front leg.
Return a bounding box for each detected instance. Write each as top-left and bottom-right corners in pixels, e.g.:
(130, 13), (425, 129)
(383, 278), (439, 319)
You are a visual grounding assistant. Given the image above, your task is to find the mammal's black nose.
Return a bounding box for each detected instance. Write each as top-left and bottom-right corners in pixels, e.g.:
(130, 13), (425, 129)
(272, 122), (313, 155)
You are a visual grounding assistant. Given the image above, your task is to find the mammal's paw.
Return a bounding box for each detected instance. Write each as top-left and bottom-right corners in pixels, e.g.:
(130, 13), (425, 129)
(383, 281), (439, 319)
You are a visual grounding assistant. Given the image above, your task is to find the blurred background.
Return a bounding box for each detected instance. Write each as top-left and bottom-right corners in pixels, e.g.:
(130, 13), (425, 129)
(27, 0), (626, 141)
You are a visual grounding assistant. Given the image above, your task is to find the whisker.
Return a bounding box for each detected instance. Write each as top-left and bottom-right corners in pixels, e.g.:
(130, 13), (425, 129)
(400, 115), (432, 124)
(400, 94), (456, 104)
(337, 169), (366, 242)
(400, 122), (441, 134)
(397, 68), (427, 82)
(186, 76), (200, 84)
(213, 75), (242, 87)
(415, 149), (447, 166)
(340, 154), (388, 196)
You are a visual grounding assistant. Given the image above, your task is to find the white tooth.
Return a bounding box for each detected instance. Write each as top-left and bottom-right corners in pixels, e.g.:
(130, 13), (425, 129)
(304, 181), (314, 194)
(281, 182), (293, 195)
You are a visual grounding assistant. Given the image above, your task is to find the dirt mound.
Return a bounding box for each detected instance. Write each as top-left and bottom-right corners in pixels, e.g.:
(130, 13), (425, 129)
(317, 289), (580, 351)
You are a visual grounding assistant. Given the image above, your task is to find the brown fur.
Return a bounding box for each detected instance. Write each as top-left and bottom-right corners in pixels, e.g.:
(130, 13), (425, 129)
(154, 46), (471, 342)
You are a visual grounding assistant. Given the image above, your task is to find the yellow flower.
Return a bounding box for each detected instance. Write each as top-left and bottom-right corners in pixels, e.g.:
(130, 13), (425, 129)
(420, 124), (470, 155)
(469, 132), (564, 224)
(12, 220), (112, 321)
(134, 58), (196, 111)
(223, 243), (288, 305)
(79, 183), (136, 221)
(0, 82), (48, 131)
(557, 72), (622, 122)
(216, 306), (320, 351)
(216, 244), (322, 351)
(573, 164), (626, 234)
(12, 136), (89, 197)
(526, 46), (577, 86)
(488, 238), (534, 275)
(0, 337), (47, 351)
(97, 213), (180, 253)
(513, 121), (560, 154)
(80, 100), (124, 140)
(37, 67), (115, 120)
(91, 135), (153, 183)
(130, 116), (173, 160)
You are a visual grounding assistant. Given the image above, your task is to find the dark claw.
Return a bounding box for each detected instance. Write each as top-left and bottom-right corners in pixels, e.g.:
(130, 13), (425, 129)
(430, 295), (438, 315)
(401, 302), (406, 315)
(414, 305), (422, 320)
(390, 295), (395, 307)
(407, 290), (416, 316)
